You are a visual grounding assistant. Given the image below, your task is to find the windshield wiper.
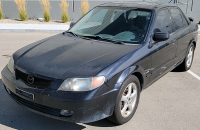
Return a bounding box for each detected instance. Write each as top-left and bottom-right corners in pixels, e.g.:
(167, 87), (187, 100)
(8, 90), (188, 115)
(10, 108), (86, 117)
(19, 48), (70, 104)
(82, 35), (125, 45)
(64, 31), (78, 37)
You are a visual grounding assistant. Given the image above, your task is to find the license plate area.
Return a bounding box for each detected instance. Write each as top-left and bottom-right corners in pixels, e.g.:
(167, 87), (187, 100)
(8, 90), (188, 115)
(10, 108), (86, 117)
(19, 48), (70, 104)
(16, 87), (34, 100)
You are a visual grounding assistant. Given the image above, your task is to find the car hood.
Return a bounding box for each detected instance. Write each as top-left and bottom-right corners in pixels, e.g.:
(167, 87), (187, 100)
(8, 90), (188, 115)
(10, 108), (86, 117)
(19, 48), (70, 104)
(14, 34), (141, 80)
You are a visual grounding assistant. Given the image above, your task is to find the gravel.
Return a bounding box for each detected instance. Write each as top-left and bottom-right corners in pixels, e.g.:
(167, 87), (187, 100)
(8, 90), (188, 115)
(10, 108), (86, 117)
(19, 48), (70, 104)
(0, 19), (70, 25)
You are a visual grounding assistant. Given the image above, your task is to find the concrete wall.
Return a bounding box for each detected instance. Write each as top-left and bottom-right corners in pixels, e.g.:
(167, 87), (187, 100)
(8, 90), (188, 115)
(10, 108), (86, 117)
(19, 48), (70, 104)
(1, 0), (199, 22)
(1, 0), (108, 21)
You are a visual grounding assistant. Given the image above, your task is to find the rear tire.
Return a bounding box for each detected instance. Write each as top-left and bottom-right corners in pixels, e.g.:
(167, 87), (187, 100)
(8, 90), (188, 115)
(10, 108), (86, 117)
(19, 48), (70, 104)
(175, 43), (195, 71)
(107, 75), (140, 125)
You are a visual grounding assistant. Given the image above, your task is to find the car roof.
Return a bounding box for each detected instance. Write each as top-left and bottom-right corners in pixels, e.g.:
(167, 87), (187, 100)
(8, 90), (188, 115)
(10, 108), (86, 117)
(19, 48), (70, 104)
(98, 1), (177, 10)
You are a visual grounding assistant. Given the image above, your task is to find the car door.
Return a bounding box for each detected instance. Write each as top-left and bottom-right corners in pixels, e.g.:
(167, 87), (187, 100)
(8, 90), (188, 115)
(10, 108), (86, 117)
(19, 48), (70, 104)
(169, 7), (191, 64)
(149, 8), (177, 84)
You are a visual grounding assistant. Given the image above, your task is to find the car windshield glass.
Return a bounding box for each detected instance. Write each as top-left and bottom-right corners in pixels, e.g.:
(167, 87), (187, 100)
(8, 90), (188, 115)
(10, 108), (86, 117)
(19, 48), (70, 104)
(69, 7), (152, 44)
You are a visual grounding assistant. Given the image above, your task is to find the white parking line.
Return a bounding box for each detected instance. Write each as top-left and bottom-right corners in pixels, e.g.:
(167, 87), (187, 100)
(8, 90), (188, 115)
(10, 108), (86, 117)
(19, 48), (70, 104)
(187, 70), (200, 80)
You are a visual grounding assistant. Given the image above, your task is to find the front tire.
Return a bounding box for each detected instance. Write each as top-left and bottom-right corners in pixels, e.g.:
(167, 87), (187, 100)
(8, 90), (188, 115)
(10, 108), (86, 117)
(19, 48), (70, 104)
(108, 75), (140, 125)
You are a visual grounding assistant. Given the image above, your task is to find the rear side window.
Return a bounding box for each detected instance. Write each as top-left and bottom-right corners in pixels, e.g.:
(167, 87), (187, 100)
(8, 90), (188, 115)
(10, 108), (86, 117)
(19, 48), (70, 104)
(154, 9), (173, 34)
(170, 8), (184, 30)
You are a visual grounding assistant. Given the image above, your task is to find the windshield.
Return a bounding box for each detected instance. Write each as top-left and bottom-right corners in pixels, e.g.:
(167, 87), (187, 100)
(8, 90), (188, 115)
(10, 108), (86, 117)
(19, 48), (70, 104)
(69, 7), (152, 44)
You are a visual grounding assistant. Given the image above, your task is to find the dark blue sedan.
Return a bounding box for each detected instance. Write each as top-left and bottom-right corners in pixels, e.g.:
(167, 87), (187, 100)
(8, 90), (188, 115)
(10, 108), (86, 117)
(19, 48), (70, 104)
(1, 2), (198, 124)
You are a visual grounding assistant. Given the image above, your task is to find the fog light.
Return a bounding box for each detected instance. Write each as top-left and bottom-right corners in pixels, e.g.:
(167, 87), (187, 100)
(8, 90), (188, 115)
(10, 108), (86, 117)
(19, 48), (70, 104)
(60, 110), (73, 117)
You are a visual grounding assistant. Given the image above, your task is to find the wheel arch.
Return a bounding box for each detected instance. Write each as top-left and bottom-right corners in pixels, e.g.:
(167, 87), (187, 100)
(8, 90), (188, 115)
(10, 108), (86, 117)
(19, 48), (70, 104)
(131, 72), (144, 91)
(189, 38), (196, 50)
(116, 65), (145, 91)
(192, 41), (196, 50)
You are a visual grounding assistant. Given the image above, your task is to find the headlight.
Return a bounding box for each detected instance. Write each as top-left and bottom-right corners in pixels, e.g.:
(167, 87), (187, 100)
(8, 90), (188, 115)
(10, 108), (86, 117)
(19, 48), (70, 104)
(7, 56), (15, 74)
(58, 76), (105, 91)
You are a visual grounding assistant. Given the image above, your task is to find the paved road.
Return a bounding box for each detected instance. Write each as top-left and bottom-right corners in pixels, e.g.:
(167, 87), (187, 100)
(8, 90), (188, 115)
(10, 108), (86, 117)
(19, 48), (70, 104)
(0, 32), (200, 130)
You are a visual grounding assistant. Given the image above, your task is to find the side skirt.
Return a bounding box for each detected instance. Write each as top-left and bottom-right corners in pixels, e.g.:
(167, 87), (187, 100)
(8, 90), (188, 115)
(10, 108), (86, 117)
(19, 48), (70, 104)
(143, 59), (184, 90)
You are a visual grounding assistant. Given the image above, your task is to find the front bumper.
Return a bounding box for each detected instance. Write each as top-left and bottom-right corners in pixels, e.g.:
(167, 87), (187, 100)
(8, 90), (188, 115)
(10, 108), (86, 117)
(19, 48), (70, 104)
(1, 66), (120, 123)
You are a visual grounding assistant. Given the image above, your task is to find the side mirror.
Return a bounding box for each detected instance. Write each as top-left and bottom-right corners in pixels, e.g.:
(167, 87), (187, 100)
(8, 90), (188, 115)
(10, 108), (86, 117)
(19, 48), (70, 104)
(153, 32), (170, 42)
(70, 22), (76, 28)
(188, 17), (194, 22)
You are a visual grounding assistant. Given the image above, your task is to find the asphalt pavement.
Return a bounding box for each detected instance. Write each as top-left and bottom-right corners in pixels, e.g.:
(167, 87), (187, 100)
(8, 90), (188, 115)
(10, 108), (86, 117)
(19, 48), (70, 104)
(0, 32), (200, 130)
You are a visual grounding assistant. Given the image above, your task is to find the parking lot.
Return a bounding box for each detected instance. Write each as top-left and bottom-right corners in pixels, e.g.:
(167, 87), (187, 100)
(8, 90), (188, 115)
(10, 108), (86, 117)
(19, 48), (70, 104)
(0, 32), (200, 130)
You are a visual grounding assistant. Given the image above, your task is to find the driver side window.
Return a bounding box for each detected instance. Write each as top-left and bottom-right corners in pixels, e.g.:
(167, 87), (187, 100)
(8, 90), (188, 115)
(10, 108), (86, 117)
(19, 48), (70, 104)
(154, 9), (173, 34)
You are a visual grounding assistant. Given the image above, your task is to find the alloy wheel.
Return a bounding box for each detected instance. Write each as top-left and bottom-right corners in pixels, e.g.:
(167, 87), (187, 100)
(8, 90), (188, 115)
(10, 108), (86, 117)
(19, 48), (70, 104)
(186, 46), (194, 68)
(120, 82), (137, 118)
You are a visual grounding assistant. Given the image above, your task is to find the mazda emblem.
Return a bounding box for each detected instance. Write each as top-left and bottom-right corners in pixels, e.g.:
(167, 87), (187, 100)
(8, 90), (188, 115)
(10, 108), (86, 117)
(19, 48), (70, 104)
(27, 76), (34, 84)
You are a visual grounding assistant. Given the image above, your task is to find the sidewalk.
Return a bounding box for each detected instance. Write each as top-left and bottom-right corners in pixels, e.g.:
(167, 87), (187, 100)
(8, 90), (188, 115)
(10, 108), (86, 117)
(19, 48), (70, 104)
(0, 23), (70, 32)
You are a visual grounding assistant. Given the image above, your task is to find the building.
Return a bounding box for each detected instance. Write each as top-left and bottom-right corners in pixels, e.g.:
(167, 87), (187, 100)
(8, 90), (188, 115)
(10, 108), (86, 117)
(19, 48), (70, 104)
(1, 0), (199, 22)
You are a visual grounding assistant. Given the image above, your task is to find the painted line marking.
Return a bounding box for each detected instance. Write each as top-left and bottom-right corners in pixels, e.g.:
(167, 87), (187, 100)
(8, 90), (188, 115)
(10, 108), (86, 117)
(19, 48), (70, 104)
(187, 70), (200, 81)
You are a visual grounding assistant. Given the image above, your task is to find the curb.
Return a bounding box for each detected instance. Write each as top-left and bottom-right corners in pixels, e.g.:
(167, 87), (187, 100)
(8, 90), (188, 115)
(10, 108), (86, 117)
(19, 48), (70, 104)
(0, 29), (65, 33)
(198, 25), (200, 33)
(0, 23), (70, 33)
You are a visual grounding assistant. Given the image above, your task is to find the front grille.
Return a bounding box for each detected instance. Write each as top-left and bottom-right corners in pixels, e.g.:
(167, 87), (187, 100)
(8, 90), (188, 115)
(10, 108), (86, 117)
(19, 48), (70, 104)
(10, 91), (61, 116)
(16, 69), (53, 89)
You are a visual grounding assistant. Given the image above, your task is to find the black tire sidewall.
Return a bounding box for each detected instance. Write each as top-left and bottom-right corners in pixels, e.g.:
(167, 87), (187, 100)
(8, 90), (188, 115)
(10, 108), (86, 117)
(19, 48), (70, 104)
(114, 75), (141, 124)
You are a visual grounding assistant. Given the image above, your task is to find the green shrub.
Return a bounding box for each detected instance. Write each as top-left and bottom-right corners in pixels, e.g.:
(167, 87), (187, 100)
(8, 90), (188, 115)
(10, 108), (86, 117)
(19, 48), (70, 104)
(0, 9), (3, 20)
(14, 0), (27, 21)
(199, 21), (200, 24)
(81, 0), (89, 16)
(59, 0), (69, 23)
(0, 0), (3, 19)
(19, 10), (27, 21)
(61, 12), (69, 23)
(40, 0), (51, 22)
(44, 11), (50, 22)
